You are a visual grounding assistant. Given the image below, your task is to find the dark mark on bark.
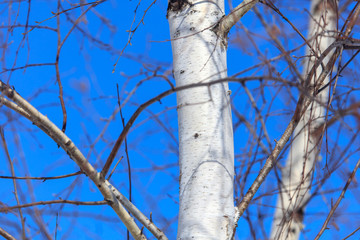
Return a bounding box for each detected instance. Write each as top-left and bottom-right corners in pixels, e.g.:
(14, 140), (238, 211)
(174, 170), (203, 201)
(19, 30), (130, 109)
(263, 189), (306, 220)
(167, 0), (192, 18)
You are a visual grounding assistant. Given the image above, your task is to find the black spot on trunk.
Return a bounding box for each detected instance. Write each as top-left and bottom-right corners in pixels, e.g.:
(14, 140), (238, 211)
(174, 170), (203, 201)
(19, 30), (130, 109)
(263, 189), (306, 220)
(167, 0), (192, 18)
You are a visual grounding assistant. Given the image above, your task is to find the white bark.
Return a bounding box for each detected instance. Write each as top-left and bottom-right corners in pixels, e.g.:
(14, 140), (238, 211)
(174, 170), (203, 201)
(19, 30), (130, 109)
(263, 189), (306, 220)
(270, 1), (337, 239)
(168, 1), (235, 239)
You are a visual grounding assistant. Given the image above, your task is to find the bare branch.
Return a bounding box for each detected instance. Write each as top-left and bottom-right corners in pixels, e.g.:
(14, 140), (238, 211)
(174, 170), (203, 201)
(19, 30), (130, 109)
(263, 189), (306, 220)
(0, 227), (16, 240)
(314, 157), (360, 240)
(214, 0), (260, 40)
(0, 80), (168, 240)
(0, 171), (83, 181)
(232, 27), (346, 236)
(0, 128), (26, 239)
(0, 200), (108, 212)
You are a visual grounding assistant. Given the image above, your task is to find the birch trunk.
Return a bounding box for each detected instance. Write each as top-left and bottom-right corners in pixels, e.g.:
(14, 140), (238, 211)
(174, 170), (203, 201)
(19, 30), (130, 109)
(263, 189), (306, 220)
(270, 1), (337, 239)
(167, 0), (235, 239)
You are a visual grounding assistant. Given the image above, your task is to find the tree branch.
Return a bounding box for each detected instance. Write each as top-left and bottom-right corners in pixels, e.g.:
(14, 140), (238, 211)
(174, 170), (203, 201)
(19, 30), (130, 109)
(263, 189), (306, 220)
(0, 200), (108, 212)
(0, 80), (168, 240)
(0, 171), (83, 181)
(314, 157), (360, 240)
(214, 0), (260, 42)
(0, 227), (16, 240)
(231, 32), (346, 238)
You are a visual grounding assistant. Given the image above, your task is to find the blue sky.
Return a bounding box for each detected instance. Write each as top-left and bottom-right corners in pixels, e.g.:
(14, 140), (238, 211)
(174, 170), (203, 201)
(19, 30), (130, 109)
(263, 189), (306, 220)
(1, 0), (360, 239)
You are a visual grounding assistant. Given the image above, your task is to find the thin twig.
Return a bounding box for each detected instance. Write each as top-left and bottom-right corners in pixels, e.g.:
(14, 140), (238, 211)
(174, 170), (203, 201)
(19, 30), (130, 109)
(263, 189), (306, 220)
(116, 84), (132, 205)
(342, 226), (360, 240)
(55, 0), (67, 133)
(0, 200), (108, 212)
(0, 128), (26, 239)
(0, 227), (16, 240)
(0, 171), (83, 181)
(314, 157), (360, 240)
(107, 156), (124, 181)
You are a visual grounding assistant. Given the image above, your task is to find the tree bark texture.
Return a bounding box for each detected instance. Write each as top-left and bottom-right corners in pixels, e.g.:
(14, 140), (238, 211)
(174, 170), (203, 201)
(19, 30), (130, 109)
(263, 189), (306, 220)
(168, 0), (235, 239)
(270, 1), (337, 239)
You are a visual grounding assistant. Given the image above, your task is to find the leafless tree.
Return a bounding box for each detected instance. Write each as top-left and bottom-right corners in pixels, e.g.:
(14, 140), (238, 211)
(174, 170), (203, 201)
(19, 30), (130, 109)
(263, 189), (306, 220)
(0, 0), (359, 239)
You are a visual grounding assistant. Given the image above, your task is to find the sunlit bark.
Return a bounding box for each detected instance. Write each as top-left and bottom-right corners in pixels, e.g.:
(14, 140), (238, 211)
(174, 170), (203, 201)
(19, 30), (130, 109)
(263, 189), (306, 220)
(270, 1), (337, 239)
(168, 0), (235, 239)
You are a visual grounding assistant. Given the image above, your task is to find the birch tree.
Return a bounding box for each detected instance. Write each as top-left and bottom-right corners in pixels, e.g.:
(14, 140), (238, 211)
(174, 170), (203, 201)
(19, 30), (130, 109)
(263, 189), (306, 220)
(0, 0), (360, 239)
(167, 0), (259, 238)
(271, 0), (338, 239)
